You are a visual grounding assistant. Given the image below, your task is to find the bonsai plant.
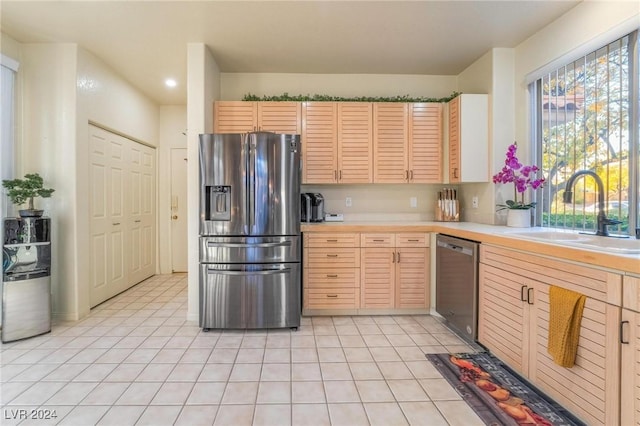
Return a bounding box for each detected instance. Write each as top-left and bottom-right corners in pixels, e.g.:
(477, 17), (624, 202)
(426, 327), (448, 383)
(2, 173), (55, 217)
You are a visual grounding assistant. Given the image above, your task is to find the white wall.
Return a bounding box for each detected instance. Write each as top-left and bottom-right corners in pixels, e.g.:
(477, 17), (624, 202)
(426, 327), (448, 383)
(20, 43), (79, 321)
(73, 47), (160, 320)
(221, 73), (457, 101)
(12, 43), (160, 321)
(456, 48), (516, 226)
(302, 184), (445, 221)
(158, 105), (187, 274)
(187, 44), (220, 321)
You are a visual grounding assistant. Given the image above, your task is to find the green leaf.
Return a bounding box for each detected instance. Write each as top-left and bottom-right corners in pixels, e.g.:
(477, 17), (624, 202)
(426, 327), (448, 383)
(241, 91), (460, 103)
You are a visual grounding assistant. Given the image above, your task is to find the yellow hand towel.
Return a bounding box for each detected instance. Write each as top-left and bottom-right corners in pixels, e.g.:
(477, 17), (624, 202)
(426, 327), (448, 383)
(547, 285), (586, 368)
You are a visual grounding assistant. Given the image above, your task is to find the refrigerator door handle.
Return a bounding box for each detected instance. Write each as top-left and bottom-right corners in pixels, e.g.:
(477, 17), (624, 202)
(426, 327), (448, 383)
(248, 136), (255, 232)
(206, 241), (292, 248)
(206, 268), (291, 276)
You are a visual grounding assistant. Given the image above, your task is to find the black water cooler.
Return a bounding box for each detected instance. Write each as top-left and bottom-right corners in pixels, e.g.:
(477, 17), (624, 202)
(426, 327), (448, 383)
(2, 217), (51, 343)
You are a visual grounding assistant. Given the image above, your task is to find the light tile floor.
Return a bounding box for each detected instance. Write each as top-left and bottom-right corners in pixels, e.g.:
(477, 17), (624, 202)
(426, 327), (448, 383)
(0, 274), (484, 426)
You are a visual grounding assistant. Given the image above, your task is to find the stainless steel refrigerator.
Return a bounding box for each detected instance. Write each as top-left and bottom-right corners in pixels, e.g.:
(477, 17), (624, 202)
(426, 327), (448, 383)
(199, 132), (301, 330)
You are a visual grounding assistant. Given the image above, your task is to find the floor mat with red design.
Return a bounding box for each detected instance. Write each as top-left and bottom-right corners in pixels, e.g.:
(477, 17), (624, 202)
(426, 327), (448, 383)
(426, 353), (585, 426)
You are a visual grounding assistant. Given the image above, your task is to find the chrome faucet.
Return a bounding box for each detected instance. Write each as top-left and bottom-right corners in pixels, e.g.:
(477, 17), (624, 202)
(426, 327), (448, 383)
(562, 170), (621, 237)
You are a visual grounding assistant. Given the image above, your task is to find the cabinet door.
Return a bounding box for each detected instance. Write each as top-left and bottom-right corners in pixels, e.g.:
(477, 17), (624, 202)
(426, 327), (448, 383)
(302, 102), (338, 183)
(257, 102), (301, 134)
(373, 103), (408, 183)
(361, 247), (395, 308)
(529, 281), (620, 426)
(448, 96), (461, 183)
(214, 101), (257, 133)
(395, 247), (428, 309)
(621, 307), (640, 426)
(337, 103), (373, 183)
(478, 264), (530, 376)
(409, 103), (442, 183)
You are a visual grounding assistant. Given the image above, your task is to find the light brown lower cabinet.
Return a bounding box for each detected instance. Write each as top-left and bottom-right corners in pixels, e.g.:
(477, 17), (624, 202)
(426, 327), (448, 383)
(479, 244), (622, 426)
(303, 231), (429, 313)
(360, 233), (430, 310)
(622, 275), (640, 425)
(303, 233), (360, 310)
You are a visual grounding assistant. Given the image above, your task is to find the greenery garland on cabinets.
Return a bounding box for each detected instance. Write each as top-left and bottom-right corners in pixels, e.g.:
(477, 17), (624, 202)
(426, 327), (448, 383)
(242, 92), (460, 103)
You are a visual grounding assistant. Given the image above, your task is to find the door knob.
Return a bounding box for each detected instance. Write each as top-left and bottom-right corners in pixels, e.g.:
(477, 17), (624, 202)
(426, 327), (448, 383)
(172, 215), (178, 220)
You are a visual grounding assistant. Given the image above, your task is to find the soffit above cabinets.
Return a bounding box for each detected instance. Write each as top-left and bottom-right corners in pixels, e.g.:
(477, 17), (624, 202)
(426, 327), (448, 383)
(1, 1), (580, 105)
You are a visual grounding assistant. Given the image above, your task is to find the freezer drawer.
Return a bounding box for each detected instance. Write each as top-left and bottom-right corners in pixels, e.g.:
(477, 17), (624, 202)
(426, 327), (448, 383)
(199, 263), (301, 329)
(2, 276), (51, 343)
(200, 236), (300, 264)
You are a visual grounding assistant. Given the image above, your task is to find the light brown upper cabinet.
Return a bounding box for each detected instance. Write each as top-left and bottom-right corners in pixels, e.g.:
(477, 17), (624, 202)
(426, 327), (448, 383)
(373, 103), (408, 183)
(302, 102), (338, 184)
(448, 94), (489, 183)
(409, 103), (443, 183)
(337, 102), (373, 183)
(373, 103), (443, 183)
(302, 102), (373, 184)
(214, 101), (301, 134)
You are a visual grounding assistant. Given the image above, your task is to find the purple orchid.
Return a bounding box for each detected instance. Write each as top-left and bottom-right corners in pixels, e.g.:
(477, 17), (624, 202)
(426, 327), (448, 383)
(493, 142), (545, 210)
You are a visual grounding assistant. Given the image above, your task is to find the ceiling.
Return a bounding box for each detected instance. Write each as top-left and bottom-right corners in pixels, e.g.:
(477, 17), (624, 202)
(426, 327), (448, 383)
(1, 0), (582, 105)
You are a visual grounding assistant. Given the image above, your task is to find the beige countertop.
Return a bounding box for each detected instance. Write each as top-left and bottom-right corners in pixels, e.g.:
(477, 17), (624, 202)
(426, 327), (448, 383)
(301, 220), (640, 275)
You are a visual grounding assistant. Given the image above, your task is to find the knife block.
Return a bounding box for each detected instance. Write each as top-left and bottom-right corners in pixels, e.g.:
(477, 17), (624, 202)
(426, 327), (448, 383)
(435, 199), (459, 222)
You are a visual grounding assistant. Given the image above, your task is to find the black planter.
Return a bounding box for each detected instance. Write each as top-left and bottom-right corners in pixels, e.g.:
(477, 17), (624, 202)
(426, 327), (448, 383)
(18, 209), (44, 218)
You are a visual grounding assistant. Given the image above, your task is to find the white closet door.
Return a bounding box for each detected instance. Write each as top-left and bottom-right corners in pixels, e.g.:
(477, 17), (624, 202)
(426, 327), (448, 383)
(128, 142), (156, 284)
(89, 124), (156, 307)
(89, 126), (127, 306)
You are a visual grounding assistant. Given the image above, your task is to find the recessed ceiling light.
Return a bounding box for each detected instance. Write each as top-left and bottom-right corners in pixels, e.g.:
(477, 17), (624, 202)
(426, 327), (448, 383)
(165, 78), (177, 88)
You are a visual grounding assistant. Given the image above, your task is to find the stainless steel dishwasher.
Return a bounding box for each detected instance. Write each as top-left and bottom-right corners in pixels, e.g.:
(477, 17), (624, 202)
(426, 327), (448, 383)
(435, 234), (480, 343)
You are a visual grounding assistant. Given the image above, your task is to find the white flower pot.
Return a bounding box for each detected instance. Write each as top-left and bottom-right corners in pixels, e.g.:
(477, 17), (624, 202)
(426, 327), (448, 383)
(506, 209), (531, 227)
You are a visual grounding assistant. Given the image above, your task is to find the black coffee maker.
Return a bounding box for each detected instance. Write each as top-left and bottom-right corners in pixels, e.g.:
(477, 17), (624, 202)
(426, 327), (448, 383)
(301, 193), (312, 222)
(309, 193), (324, 222)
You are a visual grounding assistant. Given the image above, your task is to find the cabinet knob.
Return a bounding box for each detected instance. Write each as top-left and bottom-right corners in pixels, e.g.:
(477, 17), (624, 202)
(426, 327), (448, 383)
(172, 215), (178, 220)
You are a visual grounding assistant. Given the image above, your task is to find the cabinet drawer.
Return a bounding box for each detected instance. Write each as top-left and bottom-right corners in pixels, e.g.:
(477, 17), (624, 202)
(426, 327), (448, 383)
(306, 268), (360, 288)
(305, 233), (359, 248)
(307, 287), (360, 309)
(396, 233), (429, 247)
(481, 245), (621, 305)
(361, 233), (395, 247)
(305, 248), (360, 268)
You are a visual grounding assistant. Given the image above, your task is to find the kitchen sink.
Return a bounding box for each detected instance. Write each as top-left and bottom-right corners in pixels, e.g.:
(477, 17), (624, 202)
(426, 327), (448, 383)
(569, 236), (640, 254)
(510, 230), (586, 241)
(510, 230), (640, 254)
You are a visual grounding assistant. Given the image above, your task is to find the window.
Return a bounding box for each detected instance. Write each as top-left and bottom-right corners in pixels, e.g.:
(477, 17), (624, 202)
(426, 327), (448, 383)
(1, 54), (19, 218)
(533, 31), (639, 236)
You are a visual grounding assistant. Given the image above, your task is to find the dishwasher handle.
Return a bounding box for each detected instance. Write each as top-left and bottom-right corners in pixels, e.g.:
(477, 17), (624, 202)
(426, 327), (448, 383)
(437, 240), (474, 257)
